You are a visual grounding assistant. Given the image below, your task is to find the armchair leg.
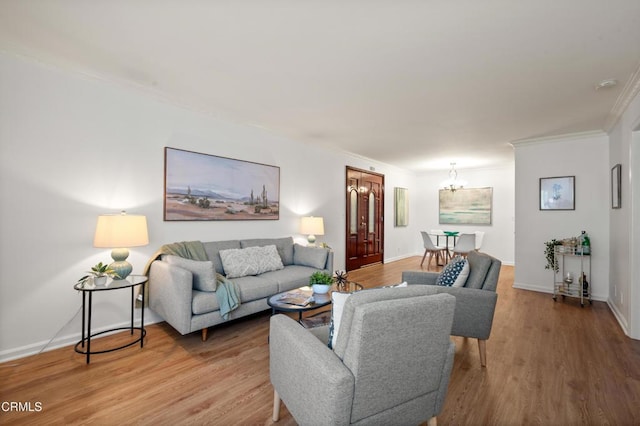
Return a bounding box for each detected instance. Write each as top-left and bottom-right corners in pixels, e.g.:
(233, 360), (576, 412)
(427, 416), (437, 426)
(478, 339), (487, 367)
(201, 328), (208, 342)
(272, 390), (281, 422)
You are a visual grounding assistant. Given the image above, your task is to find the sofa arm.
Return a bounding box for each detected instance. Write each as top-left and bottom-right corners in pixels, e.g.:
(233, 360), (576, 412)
(401, 270), (439, 285)
(270, 314), (354, 425)
(420, 286), (498, 340)
(148, 260), (194, 335)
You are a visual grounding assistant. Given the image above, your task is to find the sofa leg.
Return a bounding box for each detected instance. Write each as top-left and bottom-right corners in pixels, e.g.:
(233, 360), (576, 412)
(478, 339), (487, 367)
(427, 416), (437, 426)
(201, 328), (208, 342)
(272, 389), (281, 421)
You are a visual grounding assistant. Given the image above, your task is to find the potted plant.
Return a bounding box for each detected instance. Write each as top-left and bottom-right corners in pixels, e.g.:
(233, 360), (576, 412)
(77, 262), (120, 289)
(309, 271), (333, 294)
(544, 239), (561, 273)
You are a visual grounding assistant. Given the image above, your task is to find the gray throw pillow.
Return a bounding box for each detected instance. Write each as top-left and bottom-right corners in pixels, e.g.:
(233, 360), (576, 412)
(293, 244), (329, 269)
(164, 255), (217, 292)
(466, 252), (492, 289)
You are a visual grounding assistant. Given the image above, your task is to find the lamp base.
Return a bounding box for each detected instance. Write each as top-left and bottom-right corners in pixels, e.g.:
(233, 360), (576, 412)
(307, 234), (317, 247)
(110, 248), (132, 280)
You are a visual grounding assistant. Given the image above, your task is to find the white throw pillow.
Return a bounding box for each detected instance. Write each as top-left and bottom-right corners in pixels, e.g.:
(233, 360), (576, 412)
(164, 255), (217, 292)
(219, 245), (284, 279)
(328, 292), (350, 349)
(452, 260), (470, 287)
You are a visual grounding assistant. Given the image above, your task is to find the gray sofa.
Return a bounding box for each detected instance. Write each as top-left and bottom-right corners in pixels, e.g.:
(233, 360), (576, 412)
(402, 250), (501, 367)
(148, 237), (333, 341)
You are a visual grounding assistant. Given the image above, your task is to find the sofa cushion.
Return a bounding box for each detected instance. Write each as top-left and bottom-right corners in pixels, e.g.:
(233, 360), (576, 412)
(192, 289), (220, 314)
(436, 256), (469, 287)
(466, 251), (492, 289)
(219, 245), (284, 279)
(232, 274), (279, 303)
(260, 265), (321, 292)
(163, 255), (217, 292)
(240, 237), (294, 265)
(203, 240), (241, 274)
(293, 244), (328, 269)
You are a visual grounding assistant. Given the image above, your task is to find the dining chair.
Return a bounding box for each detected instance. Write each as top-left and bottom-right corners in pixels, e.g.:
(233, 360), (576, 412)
(420, 231), (447, 270)
(452, 233), (476, 257)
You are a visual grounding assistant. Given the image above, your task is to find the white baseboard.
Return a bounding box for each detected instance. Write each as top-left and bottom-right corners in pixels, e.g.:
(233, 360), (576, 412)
(0, 311), (164, 363)
(512, 282), (607, 302)
(607, 298), (630, 336)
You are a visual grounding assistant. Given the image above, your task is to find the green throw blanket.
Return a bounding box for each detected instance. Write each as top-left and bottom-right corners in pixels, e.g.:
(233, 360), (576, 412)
(142, 241), (241, 320)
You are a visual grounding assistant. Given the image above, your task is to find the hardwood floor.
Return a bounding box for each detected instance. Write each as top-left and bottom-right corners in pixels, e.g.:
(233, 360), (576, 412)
(1, 257), (639, 425)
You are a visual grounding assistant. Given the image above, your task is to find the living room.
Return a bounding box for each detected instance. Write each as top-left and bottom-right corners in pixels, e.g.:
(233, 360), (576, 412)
(1, 1), (640, 424)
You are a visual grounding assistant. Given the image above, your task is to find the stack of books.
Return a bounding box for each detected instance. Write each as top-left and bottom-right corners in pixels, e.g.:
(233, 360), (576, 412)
(278, 289), (315, 306)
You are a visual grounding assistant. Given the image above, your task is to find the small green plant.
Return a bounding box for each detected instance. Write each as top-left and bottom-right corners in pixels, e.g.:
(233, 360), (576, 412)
(77, 262), (120, 285)
(309, 271), (333, 286)
(544, 239), (561, 272)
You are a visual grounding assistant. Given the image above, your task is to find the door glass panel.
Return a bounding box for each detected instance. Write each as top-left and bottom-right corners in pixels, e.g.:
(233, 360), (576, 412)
(350, 190), (358, 234)
(368, 193), (375, 233)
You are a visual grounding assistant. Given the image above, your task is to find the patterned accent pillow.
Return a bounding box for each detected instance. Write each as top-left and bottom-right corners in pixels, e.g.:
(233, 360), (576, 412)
(436, 256), (469, 287)
(219, 245), (284, 279)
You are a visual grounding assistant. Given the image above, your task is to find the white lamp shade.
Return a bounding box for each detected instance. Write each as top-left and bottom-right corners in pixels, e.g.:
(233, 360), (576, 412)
(300, 216), (324, 236)
(94, 213), (149, 248)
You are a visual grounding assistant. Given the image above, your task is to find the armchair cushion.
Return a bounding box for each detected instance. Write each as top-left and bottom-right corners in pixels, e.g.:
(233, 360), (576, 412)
(436, 256), (469, 287)
(163, 255), (217, 292)
(293, 244), (329, 269)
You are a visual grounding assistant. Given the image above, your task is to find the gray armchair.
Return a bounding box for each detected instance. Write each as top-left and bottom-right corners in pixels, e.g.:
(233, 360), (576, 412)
(402, 250), (501, 367)
(270, 287), (456, 426)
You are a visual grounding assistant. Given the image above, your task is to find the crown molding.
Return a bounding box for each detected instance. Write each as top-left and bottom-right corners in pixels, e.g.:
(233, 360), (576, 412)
(604, 60), (640, 132)
(510, 130), (608, 147)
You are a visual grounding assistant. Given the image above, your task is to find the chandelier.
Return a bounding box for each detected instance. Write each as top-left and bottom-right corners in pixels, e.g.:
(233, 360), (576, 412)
(441, 162), (467, 192)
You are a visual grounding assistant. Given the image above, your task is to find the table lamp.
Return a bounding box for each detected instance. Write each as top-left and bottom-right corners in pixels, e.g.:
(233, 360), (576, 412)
(93, 211), (149, 280)
(300, 216), (324, 246)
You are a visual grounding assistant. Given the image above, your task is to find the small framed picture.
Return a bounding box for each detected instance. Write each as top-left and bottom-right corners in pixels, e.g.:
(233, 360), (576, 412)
(611, 163), (621, 209)
(539, 176), (575, 210)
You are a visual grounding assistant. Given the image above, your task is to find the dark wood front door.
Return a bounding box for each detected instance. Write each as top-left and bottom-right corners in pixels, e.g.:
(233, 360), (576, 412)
(345, 167), (384, 271)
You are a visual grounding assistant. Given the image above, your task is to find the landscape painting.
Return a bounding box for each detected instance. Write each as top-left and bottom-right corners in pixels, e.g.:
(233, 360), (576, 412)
(439, 187), (492, 225)
(164, 147), (280, 221)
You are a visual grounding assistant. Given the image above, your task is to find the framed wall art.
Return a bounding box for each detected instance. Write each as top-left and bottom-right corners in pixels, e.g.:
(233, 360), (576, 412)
(611, 163), (621, 209)
(539, 176), (575, 210)
(394, 187), (409, 227)
(439, 187), (493, 225)
(164, 147), (280, 221)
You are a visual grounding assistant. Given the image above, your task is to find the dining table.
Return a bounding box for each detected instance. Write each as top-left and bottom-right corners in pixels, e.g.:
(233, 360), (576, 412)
(430, 231), (459, 264)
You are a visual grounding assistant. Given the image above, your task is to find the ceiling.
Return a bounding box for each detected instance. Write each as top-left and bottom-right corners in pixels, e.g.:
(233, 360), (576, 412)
(1, 1), (640, 172)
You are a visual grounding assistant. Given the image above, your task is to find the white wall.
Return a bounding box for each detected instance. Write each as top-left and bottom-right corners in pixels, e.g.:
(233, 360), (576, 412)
(0, 52), (417, 360)
(414, 165), (515, 264)
(512, 132), (610, 301)
(608, 87), (640, 339)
